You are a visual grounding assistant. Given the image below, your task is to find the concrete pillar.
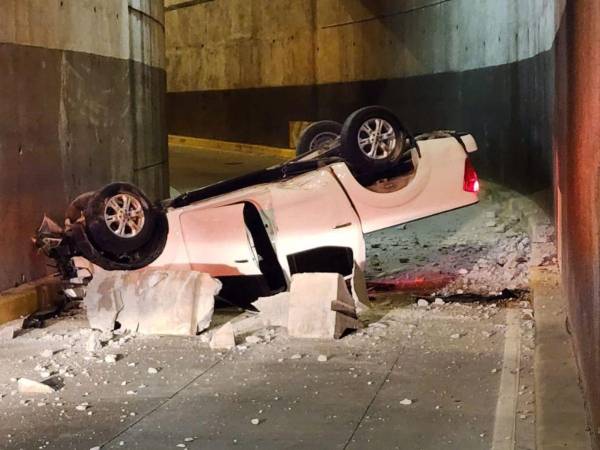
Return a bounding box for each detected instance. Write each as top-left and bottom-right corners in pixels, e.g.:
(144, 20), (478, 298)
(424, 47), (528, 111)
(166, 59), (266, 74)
(0, 0), (167, 291)
(554, 0), (600, 443)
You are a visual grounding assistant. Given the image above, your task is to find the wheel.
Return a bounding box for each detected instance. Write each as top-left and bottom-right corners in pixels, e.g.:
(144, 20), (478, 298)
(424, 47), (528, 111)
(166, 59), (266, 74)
(340, 106), (407, 173)
(84, 183), (157, 254)
(296, 120), (342, 156)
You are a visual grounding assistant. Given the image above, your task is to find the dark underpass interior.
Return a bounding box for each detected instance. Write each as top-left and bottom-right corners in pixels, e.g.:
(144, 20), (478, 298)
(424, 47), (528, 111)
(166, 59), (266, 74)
(1, 1), (600, 449)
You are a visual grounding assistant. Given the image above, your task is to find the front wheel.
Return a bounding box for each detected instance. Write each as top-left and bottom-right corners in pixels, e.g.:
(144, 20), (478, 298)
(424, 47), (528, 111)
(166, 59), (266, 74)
(84, 183), (157, 255)
(340, 106), (407, 174)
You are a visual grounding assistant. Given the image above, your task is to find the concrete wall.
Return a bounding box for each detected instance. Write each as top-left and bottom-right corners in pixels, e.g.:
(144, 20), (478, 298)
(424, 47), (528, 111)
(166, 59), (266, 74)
(165, 0), (563, 192)
(0, 0), (168, 291)
(554, 1), (600, 445)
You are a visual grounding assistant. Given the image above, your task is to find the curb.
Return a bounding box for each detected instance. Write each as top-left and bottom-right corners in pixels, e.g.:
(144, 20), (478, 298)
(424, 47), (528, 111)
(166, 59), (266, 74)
(169, 135), (295, 159)
(0, 276), (64, 327)
(531, 268), (592, 449)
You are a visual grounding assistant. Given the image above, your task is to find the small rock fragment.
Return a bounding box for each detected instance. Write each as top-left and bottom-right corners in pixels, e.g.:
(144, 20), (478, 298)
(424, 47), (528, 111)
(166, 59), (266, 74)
(290, 354), (302, 360)
(40, 349), (54, 358)
(86, 333), (102, 353)
(417, 299), (429, 307)
(400, 398), (413, 405)
(147, 367), (159, 375)
(317, 355), (328, 362)
(104, 354), (118, 364)
(250, 418), (260, 425)
(245, 335), (262, 345)
(434, 298), (445, 306)
(209, 323), (236, 350)
(17, 378), (56, 395)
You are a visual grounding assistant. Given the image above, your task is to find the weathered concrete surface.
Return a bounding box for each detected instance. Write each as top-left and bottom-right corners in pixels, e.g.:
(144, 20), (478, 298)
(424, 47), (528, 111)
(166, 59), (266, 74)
(0, 1), (167, 291)
(0, 299), (535, 450)
(85, 269), (221, 335)
(554, 1), (600, 445)
(532, 267), (592, 449)
(165, 0), (563, 193)
(288, 273), (361, 339)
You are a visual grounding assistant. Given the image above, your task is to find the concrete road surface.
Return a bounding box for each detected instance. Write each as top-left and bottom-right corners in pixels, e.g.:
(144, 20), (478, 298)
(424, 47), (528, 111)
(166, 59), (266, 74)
(0, 298), (534, 450)
(169, 145), (287, 194)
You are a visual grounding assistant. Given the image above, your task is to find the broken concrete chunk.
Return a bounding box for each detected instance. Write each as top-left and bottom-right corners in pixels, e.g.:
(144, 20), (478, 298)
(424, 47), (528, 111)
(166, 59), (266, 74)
(84, 269), (124, 331)
(317, 354), (328, 362)
(252, 292), (289, 328)
(209, 323), (236, 350)
(350, 262), (370, 313)
(417, 299), (429, 307)
(85, 332), (102, 353)
(400, 398), (413, 405)
(228, 313), (265, 336)
(0, 318), (24, 340)
(245, 336), (262, 344)
(17, 378), (56, 395)
(104, 354), (118, 364)
(84, 268), (221, 336)
(288, 273), (362, 339)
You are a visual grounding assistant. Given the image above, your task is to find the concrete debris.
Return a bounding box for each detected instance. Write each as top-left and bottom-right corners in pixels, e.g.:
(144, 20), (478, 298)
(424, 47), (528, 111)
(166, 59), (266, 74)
(250, 418), (260, 425)
(17, 378), (57, 395)
(147, 367), (159, 374)
(0, 318), (25, 340)
(209, 323), (236, 350)
(85, 332), (102, 353)
(366, 185), (537, 296)
(434, 298), (445, 305)
(252, 292), (289, 328)
(350, 262), (371, 313)
(290, 354), (302, 360)
(317, 354), (328, 362)
(417, 299), (429, 307)
(76, 403), (90, 411)
(40, 349), (54, 358)
(245, 336), (262, 344)
(85, 267), (221, 336)
(288, 273), (362, 339)
(104, 354), (118, 364)
(400, 398), (413, 405)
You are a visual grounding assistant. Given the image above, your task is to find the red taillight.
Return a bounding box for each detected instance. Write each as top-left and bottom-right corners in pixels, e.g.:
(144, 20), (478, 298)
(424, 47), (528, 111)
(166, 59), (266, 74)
(463, 158), (479, 193)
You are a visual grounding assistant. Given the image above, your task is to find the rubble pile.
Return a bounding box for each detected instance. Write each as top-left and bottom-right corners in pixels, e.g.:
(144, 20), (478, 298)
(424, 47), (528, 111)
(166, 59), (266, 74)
(365, 182), (555, 297)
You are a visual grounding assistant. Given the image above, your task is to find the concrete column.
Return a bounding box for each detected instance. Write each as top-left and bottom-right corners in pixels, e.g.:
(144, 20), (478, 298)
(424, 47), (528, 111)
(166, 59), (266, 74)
(0, 0), (167, 291)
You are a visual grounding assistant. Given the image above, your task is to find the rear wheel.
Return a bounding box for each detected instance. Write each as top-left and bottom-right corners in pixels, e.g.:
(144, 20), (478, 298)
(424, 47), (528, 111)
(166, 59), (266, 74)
(296, 120), (342, 156)
(340, 106), (407, 174)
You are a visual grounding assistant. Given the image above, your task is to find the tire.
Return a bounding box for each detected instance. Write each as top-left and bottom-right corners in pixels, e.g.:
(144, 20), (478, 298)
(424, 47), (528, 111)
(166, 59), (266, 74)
(84, 182), (157, 254)
(340, 106), (407, 174)
(296, 120), (342, 156)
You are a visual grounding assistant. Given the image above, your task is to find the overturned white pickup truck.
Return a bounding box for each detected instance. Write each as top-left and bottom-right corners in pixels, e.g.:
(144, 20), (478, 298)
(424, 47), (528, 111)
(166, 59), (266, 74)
(36, 106), (479, 303)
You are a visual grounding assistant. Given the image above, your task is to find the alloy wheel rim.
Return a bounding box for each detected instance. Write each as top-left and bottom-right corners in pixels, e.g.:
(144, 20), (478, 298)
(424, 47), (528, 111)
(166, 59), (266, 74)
(357, 118), (397, 159)
(104, 193), (145, 238)
(309, 132), (338, 152)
